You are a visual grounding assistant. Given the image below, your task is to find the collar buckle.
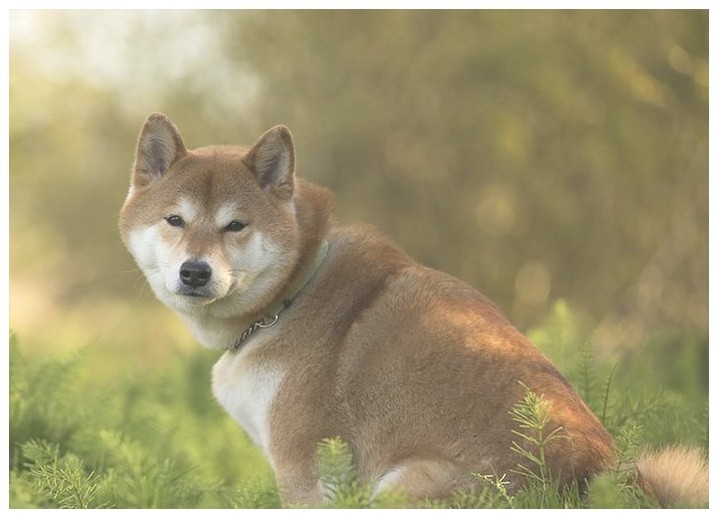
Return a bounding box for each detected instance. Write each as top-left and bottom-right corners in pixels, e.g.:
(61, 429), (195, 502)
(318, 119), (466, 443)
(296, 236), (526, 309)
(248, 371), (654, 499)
(229, 313), (280, 352)
(227, 240), (330, 353)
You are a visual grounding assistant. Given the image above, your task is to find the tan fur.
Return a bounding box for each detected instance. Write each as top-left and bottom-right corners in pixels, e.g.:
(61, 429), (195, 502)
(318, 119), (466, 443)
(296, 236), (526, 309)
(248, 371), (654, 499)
(637, 447), (708, 508)
(119, 113), (707, 508)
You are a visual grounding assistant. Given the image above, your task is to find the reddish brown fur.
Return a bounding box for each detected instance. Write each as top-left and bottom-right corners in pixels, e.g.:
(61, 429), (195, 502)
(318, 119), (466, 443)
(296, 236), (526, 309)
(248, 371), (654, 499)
(262, 220), (614, 502)
(120, 114), (706, 508)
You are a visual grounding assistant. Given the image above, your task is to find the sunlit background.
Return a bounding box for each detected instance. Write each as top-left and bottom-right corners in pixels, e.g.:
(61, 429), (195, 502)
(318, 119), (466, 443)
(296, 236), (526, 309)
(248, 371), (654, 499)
(7, 9), (709, 509)
(10, 9), (707, 363)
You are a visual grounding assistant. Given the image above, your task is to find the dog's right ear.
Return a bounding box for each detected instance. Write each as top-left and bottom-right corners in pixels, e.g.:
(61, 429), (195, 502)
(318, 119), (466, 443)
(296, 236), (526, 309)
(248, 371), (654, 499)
(131, 113), (187, 187)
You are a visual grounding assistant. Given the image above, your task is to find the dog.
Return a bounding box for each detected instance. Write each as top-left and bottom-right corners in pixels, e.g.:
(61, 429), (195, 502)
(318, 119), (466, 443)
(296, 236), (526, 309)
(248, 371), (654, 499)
(119, 113), (707, 507)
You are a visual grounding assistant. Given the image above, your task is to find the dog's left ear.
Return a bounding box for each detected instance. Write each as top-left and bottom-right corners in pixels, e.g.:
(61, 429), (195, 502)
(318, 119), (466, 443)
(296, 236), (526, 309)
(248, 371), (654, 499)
(243, 125), (295, 200)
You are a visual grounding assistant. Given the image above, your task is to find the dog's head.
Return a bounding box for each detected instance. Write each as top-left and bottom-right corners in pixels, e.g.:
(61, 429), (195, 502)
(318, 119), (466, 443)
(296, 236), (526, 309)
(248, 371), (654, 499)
(119, 113), (301, 319)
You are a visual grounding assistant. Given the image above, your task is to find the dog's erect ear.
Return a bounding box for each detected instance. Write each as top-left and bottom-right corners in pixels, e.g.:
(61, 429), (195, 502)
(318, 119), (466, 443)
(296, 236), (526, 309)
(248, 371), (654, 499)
(131, 113), (187, 187)
(243, 125), (295, 200)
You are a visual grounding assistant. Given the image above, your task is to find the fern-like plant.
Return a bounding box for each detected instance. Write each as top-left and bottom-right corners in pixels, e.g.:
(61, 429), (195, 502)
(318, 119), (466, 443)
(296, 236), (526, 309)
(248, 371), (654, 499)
(316, 437), (373, 508)
(508, 382), (567, 491)
(20, 439), (110, 509)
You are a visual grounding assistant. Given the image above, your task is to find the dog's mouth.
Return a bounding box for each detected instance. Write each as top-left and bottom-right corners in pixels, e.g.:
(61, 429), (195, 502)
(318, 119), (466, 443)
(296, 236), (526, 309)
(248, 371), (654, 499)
(168, 273), (236, 307)
(176, 287), (217, 303)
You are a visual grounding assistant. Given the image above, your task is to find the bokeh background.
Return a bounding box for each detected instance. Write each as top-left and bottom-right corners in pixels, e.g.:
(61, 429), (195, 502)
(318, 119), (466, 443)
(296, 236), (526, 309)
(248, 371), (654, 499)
(10, 10), (707, 361)
(7, 10), (709, 508)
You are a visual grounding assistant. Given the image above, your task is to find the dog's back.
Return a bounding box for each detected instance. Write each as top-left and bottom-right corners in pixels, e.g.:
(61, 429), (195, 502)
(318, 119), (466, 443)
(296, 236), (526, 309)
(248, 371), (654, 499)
(120, 114), (707, 507)
(264, 223), (614, 501)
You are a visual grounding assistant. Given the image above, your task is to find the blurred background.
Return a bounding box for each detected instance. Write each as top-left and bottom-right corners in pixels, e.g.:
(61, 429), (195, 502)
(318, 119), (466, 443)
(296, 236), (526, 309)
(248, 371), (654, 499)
(9, 10), (707, 366)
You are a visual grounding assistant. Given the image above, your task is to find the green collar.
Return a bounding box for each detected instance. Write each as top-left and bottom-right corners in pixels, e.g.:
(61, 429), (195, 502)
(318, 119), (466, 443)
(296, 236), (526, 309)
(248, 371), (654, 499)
(228, 239), (330, 352)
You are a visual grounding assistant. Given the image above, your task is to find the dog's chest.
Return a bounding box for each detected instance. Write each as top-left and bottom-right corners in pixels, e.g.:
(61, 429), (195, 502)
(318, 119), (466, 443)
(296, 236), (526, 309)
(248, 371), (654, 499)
(211, 348), (284, 457)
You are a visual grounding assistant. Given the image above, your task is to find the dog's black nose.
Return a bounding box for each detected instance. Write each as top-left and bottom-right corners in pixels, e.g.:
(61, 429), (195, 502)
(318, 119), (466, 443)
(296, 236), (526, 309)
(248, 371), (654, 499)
(179, 260), (212, 288)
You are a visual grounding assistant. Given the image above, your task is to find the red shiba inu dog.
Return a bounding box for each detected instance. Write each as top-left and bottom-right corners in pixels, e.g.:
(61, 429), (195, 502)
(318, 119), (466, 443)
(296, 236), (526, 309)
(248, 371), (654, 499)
(119, 113), (707, 507)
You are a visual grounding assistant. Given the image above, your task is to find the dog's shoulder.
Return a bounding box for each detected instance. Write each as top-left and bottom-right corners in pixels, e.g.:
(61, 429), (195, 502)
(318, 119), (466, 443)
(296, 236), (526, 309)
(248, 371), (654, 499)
(327, 223), (417, 270)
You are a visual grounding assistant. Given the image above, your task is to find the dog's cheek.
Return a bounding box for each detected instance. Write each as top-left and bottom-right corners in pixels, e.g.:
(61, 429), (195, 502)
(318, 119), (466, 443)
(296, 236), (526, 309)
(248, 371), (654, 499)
(232, 232), (269, 276)
(233, 233), (287, 280)
(127, 224), (163, 269)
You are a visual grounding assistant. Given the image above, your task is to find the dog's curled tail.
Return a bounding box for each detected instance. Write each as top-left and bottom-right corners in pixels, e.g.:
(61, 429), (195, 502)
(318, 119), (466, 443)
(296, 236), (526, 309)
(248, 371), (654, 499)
(637, 445), (708, 508)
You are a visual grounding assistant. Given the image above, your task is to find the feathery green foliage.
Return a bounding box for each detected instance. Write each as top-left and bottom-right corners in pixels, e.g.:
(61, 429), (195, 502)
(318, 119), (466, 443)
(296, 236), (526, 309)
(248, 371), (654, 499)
(8, 299), (707, 508)
(472, 384), (582, 509)
(317, 437), (372, 508)
(9, 336), (274, 509)
(508, 383), (567, 491)
(20, 439), (109, 509)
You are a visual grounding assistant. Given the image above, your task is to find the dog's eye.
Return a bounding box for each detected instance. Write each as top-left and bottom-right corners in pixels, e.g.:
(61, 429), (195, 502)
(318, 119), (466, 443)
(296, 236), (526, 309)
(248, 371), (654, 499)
(224, 220), (247, 232)
(165, 215), (185, 228)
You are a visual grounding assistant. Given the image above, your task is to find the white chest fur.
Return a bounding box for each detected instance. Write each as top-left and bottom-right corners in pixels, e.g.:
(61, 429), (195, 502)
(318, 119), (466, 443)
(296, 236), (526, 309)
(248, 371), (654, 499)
(211, 348), (284, 460)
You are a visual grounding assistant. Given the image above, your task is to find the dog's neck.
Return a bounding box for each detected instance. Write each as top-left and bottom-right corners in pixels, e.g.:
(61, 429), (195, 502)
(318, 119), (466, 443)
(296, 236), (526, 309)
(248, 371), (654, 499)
(228, 239), (330, 352)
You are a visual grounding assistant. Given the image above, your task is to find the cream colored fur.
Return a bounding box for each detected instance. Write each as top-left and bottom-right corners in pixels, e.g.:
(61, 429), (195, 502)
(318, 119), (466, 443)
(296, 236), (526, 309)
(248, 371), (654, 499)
(119, 113), (708, 508)
(637, 446), (708, 508)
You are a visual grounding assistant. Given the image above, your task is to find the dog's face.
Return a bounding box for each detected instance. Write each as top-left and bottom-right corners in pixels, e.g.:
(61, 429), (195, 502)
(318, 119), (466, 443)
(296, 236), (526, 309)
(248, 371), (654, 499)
(119, 114), (300, 319)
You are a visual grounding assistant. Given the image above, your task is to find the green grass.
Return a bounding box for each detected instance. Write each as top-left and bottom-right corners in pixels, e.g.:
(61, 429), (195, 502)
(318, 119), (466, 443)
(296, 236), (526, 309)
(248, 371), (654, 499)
(8, 302), (708, 508)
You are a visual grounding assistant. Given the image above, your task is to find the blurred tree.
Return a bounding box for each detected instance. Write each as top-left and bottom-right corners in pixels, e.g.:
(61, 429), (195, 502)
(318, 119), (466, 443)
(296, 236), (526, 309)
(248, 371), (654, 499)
(221, 10), (707, 348)
(9, 10), (707, 354)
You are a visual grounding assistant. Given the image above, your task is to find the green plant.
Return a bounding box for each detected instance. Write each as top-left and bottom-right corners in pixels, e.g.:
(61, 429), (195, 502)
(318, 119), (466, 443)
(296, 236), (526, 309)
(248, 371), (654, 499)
(8, 335), (271, 508)
(508, 382), (568, 491)
(473, 383), (582, 509)
(9, 295), (707, 509)
(315, 437), (414, 508)
(317, 437), (371, 508)
(19, 439), (109, 509)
